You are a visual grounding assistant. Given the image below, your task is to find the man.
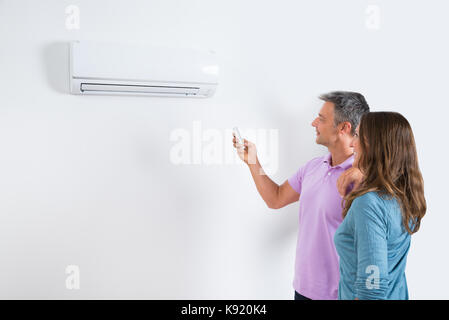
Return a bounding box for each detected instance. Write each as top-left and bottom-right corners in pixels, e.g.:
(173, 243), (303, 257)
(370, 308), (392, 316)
(232, 92), (369, 300)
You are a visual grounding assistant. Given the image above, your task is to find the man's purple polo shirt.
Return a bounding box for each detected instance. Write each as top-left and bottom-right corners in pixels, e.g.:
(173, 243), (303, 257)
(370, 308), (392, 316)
(288, 152), (354, 300)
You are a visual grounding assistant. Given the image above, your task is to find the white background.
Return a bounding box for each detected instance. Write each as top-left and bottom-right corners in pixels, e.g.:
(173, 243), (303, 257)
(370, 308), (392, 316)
(0, 0), (447, 299)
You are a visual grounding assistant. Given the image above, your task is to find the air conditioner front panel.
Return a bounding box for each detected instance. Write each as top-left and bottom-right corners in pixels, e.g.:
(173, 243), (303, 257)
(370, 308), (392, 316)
(70, 41), (219, 86)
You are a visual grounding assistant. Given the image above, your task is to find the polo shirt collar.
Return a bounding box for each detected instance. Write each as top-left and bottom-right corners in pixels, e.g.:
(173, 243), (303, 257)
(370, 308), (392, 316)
(323, 152), (354, 169)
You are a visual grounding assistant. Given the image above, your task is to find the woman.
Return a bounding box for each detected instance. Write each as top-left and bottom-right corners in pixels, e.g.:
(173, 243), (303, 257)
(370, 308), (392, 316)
(334, 112), (426, 300)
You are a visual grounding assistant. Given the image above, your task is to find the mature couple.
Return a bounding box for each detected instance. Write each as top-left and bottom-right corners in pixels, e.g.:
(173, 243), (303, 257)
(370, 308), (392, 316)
(232, 91), (426, 300)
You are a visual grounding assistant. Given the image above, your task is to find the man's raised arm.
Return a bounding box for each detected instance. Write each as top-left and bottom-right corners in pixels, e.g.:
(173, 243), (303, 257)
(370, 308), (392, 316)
(233, 135), (299, 209)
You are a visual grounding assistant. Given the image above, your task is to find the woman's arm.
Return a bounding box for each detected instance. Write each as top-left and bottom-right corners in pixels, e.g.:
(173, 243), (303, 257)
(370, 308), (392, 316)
(352, 194), (389, 300)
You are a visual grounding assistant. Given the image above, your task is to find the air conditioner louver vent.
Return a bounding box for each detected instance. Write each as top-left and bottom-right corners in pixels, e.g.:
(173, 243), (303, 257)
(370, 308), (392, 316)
(80, 83), (200, 96)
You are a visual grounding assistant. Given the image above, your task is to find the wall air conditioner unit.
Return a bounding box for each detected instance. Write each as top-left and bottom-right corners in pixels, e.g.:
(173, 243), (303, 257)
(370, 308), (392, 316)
(69, 41), (219, 98)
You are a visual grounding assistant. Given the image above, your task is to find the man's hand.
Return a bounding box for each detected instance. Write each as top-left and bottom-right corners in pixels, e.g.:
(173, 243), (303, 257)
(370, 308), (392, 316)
(232, 134), (258, 165)
(337, 166), (364, 197)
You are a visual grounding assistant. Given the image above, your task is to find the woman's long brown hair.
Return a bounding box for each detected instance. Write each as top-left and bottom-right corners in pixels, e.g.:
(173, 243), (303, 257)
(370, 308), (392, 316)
(342, 112), (426, 234)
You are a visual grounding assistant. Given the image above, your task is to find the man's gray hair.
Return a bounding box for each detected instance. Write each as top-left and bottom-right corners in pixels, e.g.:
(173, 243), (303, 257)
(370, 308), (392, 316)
(319, 91), (370, 135)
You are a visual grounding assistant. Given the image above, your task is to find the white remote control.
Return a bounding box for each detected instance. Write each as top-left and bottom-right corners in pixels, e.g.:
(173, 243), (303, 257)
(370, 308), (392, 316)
(233, 127), (246, 149)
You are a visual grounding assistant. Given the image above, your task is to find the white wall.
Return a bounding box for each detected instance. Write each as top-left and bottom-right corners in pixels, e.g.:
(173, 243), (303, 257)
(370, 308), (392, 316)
(0, 0), (447, 299)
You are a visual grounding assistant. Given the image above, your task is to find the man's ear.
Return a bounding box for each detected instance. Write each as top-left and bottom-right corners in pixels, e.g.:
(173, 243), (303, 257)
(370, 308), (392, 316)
(340, 122), (352, 135)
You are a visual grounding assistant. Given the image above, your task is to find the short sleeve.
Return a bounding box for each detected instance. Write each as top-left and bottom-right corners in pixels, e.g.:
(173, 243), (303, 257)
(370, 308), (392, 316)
(287, 165), (305, 195)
